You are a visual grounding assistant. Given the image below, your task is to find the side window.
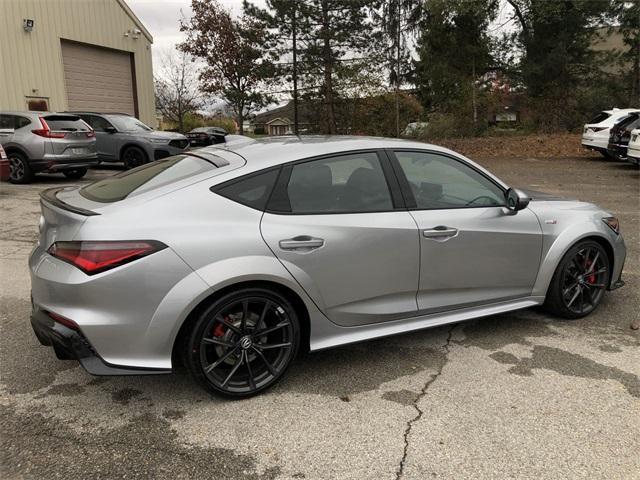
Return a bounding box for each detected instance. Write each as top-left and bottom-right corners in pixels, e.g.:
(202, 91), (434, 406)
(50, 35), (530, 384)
(14, 116), (31, 129)
(216, 169), (279, 211)
(0, 115), (13, 129)
(280, 152), (393, 214)
(85, 115), (113, 132)
(395, 151), (505, 209)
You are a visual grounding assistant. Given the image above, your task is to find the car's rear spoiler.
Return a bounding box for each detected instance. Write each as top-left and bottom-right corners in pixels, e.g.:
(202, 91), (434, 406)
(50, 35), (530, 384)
(40, 187), (100, 216)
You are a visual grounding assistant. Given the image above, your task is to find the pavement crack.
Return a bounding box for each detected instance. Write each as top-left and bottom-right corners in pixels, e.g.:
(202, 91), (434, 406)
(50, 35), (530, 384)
(395, 325), (456, 480)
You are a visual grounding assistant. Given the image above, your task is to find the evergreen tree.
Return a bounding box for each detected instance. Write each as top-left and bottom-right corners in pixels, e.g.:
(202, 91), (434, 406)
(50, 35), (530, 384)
(244, 0), (380, 134)
(413, 0), (497, 113)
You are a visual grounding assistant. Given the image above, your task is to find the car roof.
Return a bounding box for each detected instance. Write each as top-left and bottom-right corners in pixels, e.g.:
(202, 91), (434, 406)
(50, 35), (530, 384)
(197, 135), (507, 187)
(202, 135), (454, 165)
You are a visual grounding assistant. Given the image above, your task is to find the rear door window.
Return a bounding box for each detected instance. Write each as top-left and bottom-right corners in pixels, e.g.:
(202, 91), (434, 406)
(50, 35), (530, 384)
(80, 155), (218, 203)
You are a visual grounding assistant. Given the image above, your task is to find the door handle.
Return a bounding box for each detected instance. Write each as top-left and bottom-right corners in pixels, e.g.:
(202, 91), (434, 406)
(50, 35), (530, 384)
(279, 236), (325, 251)
(423, 226), (459, 241)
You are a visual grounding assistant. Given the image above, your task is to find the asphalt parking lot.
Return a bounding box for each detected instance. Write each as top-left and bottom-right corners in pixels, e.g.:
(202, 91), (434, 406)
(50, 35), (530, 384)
(1, 155), (638, 479)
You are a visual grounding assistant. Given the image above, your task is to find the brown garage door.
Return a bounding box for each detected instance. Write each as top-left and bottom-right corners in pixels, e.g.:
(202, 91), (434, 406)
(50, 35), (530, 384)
(61, 40), (137, 115)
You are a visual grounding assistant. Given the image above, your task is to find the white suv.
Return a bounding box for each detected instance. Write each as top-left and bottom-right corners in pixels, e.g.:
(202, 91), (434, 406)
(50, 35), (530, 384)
(582, 108), (639, 158)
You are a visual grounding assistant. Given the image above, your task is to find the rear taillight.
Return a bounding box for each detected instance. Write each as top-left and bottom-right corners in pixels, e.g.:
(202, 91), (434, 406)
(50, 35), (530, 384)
(32, 117), (66, 138)
(590, 127), (607, 132)
(47, 241), (167, 275)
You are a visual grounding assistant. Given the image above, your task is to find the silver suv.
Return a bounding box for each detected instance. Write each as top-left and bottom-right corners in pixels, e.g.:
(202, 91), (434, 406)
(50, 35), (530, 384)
(72, 113), (189, 169)
(0, 111), (98, 184)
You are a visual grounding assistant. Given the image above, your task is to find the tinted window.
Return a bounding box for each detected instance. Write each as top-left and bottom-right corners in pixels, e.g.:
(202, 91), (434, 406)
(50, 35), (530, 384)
(43, 115), (90, 132)
(281, 152), (393, 214)
(0, 115), (30, 129)
(80, 155), (216, 203)
(83, 115), (113, 132)
(395, 151), (505, 209)
(15, 116), (31, 129)
(589, 112), (610, 124)
(0, 115), (14, 129)
(216, 169), (279, 210)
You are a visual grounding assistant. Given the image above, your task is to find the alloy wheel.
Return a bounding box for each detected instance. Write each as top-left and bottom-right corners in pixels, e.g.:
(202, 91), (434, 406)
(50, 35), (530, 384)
(561, 246), (608, 315)
(123, 148), (146, 169)
(9, 156), (24, 181)
(197, 296), (296, 395)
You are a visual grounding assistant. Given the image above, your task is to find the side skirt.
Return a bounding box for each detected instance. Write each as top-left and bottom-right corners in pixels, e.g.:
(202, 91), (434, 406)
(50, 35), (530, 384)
(309, 296), (545, 352)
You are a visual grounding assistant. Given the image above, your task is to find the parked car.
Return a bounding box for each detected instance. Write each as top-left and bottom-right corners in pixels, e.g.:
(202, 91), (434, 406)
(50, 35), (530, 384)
(186, 126), (227, 147)
(0, 111), (98, 184)
(607, 111), (640, 160)
(0, 143), (9, 181)
(30, 137), (626, 397)
(582, 108), (639, 158)
(626, 128), (640, 166)
(71, 112), (189, 169)
(402, 122), (429, 137)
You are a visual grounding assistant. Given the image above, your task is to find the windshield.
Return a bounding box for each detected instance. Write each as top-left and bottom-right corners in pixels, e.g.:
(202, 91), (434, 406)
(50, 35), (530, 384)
(107, 115), (153, 132)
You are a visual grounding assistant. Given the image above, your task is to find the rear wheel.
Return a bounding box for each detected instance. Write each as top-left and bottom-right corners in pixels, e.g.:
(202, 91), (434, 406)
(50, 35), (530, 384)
(184, 288), (300, 397)
(62, 167), (87, 180)
(122, 146), (148, 170)
(8, 152), (33, 184)
(544, 240), (610, 319)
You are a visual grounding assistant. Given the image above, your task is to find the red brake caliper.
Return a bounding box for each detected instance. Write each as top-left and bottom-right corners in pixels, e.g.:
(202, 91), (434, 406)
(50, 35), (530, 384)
(585, 260), (595, 284)
(213, 319), (227, 337)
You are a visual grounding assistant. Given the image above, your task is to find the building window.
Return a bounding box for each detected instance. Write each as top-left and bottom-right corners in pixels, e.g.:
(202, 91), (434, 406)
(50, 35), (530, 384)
(26, 98), (49, 111)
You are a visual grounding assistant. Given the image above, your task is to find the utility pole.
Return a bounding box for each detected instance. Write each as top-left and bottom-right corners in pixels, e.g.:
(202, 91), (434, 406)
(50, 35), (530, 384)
(292, 3), (299, 135)
(395, 0), (401, 138)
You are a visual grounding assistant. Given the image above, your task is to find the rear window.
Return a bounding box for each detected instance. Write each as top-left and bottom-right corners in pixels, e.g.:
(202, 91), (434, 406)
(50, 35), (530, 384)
(44, 115), (90, 132)
(588, 112), (610, 124)
(80, 155), (217, 203)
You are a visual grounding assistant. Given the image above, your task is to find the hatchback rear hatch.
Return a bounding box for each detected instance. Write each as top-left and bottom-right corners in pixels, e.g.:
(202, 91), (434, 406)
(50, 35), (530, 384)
(36, 114), (96, 156)
(38, 150), (246, 246)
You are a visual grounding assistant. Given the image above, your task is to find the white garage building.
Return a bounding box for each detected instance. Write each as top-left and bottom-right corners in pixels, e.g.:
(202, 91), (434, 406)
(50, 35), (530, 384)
(0, 0), (155, 126)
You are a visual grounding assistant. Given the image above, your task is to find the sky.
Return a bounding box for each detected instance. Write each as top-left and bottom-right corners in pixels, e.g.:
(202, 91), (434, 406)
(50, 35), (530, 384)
(127, 0), (264, 66)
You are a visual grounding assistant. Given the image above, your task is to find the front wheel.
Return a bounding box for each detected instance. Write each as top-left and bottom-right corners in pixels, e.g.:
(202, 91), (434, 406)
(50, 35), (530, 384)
(543, 240), (610, 319)
(62, 167), (88, 179)
(184, 288), (300, 397)
(122, 146), (148, 170)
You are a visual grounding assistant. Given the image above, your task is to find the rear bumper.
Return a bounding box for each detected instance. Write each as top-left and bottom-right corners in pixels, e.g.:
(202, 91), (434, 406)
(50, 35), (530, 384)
(581, 137), (608, 151)
(30, 156), (100, 172)
(30, 306), (171, 376)
(607, 142), (628, 160)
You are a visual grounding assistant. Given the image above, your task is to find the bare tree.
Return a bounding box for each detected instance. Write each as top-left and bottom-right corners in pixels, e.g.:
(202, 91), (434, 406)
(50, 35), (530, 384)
(154, 49), (202, 132)
(180, 0), (274, 134)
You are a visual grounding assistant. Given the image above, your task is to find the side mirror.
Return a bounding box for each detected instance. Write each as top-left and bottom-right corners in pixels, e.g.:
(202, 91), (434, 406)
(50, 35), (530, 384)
(104, 126), (117, 134)
(506, 188), (530, 212)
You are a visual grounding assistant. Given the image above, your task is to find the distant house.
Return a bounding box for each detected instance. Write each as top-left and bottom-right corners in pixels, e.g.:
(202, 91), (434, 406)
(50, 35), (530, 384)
(251, 101), (317, 135)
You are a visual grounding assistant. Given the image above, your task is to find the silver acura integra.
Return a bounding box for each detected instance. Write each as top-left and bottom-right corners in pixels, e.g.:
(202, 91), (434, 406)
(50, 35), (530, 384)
(29, 136), (626, 397)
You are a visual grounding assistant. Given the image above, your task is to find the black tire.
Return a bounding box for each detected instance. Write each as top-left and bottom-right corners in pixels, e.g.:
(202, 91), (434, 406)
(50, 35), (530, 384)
(8, 152), (33, 184)
(122, 146), (148, 170)
(183, 288), (300, 397)
(543, 240), (610, 319)
(62, 167), (88, 180)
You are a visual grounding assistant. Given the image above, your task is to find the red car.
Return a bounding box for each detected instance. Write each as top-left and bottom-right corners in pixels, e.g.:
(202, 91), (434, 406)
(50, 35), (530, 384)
(0, 144), (9, 181)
